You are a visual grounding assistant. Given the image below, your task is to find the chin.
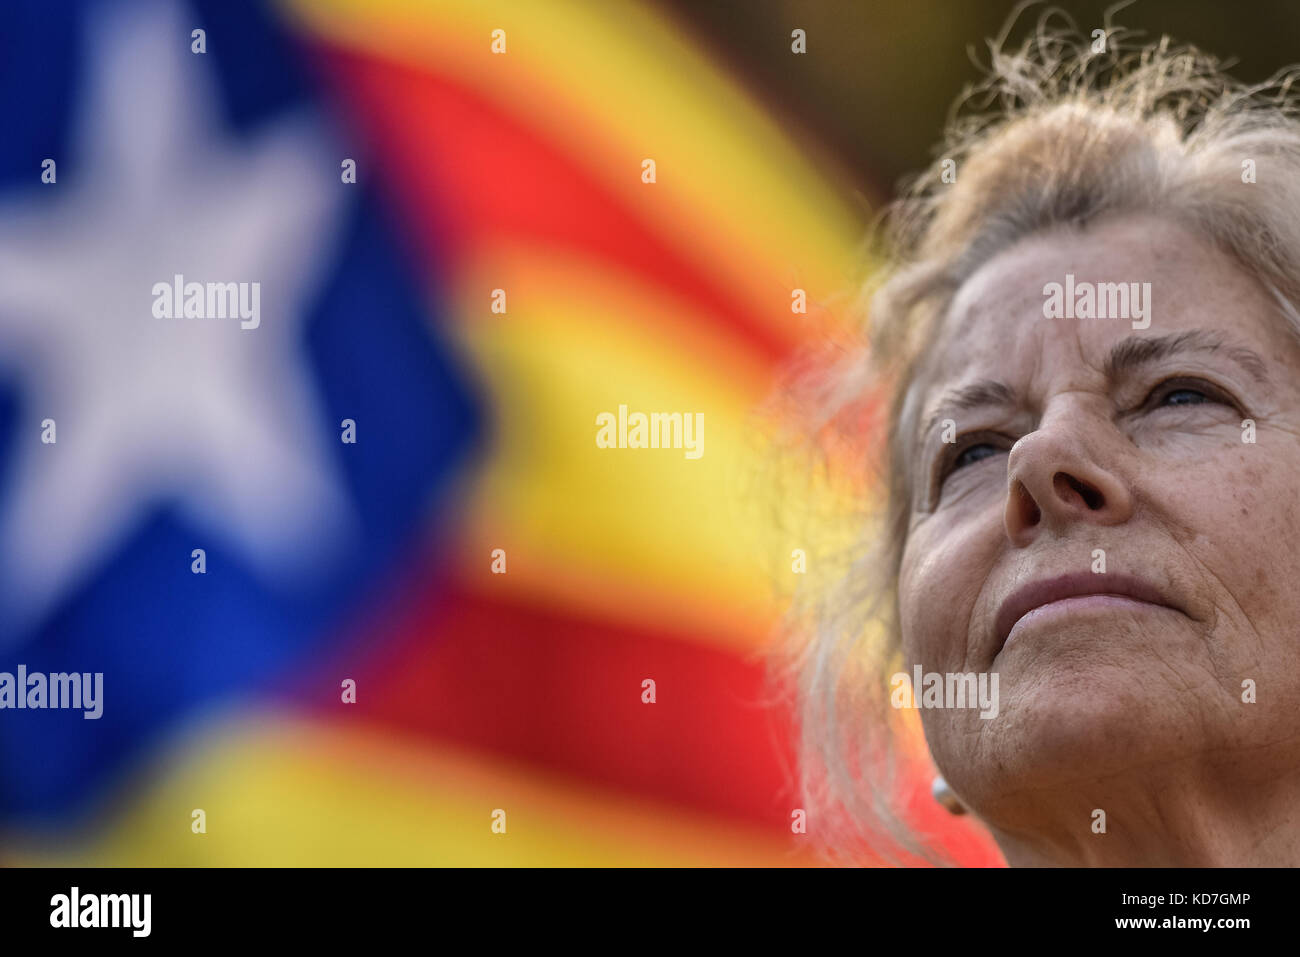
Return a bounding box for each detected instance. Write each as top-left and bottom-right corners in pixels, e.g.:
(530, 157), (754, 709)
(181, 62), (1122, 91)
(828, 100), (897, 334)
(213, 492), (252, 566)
(935, 661), (1197, 807)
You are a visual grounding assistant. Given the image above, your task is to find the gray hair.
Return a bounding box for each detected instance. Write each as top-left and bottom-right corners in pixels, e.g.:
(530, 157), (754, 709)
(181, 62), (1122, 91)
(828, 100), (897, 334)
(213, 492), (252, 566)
(765, 4), (1300, 865)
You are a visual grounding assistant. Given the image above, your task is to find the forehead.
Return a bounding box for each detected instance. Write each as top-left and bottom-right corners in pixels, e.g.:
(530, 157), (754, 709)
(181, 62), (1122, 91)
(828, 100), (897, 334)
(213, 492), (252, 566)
(916, 214), (1294, 402)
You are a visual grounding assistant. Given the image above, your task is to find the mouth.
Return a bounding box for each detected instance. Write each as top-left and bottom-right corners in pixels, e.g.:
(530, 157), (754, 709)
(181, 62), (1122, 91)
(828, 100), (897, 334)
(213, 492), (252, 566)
(993, 571), (1184, 654)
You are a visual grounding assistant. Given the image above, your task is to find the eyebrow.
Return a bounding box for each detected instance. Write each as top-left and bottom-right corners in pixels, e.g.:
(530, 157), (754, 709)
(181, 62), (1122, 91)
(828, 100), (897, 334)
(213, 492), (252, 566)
(923, 380), (1017, 440)
(1102, 330), (1269, 384)
(921, 329), (1270, 440)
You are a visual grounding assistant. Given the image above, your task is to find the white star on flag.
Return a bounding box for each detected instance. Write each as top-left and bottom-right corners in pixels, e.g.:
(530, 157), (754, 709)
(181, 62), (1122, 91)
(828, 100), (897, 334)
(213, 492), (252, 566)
(0, 0), (355, 642)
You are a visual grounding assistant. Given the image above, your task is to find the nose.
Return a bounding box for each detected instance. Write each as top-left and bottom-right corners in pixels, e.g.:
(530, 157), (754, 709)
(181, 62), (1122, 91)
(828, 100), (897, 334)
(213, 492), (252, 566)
(1003, 423), (1133, 545)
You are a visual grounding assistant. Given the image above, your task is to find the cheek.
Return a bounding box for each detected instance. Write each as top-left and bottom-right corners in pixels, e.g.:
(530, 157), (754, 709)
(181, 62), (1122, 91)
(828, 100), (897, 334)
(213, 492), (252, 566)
(898, 541), (940, 666)
(1160, 445), (1300, 676)
(899, 516), (995, 668)
(1202, 454), (1300, 633)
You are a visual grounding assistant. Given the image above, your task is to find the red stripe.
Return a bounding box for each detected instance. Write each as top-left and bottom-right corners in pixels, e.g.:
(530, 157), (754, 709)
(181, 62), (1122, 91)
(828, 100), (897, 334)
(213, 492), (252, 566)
(306, 44), (796, 363)
(289, 573), (1001, 863)
(296, 574), (800, 828)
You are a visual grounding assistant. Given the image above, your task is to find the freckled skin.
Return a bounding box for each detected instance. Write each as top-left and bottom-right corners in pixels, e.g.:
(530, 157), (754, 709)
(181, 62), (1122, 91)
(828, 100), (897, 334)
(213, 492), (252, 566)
(898, 214), (1300, 865)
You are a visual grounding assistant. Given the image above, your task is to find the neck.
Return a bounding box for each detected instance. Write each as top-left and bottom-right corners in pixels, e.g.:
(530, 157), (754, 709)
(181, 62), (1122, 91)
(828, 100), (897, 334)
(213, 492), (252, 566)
(980, 759), (1300, 867)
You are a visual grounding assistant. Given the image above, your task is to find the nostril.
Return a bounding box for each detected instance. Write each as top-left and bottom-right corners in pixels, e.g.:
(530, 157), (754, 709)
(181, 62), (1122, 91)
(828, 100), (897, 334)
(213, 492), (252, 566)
(1055, 472), (1104, 510)
(1016, 482), (1041, 525)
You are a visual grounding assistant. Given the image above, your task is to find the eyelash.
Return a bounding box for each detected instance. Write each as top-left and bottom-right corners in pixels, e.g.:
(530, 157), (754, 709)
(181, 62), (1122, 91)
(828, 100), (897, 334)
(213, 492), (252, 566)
(933, 376), (1238, 488)
(936, 430), (1008, 486)
(1141, 376), (1234, 413)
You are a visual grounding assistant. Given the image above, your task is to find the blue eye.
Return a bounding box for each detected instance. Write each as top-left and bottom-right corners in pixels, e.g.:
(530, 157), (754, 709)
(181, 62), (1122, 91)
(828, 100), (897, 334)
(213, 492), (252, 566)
(1161, 387), (1210, 406)
(952, 443), (1000, 471)
(935, 431), (1010, 495)
(1144, 377), (1237, 412)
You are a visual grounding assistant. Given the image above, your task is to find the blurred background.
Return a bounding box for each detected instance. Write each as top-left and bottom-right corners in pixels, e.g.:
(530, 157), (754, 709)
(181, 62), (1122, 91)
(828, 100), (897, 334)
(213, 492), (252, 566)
(1, 0), (1296, 867)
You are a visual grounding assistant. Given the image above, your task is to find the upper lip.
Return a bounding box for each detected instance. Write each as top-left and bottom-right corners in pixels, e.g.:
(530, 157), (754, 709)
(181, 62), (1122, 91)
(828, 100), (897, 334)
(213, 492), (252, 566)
(993, 571), (1182, 652)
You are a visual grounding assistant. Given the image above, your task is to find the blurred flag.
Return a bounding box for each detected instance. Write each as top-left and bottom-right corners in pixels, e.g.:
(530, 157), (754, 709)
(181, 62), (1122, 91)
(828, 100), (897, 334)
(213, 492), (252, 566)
(0, 0), (1001, 866)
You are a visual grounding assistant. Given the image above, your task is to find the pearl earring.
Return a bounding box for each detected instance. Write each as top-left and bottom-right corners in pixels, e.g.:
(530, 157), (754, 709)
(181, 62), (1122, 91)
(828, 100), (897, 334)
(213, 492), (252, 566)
(932, 774), (966, 815)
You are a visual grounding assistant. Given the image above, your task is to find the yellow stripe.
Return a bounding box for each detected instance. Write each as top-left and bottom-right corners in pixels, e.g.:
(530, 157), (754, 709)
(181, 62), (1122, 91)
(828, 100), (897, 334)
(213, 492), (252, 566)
(277, 0), (872, 341)
(444, 243), (804, 649)
(6, 709), (820, 866)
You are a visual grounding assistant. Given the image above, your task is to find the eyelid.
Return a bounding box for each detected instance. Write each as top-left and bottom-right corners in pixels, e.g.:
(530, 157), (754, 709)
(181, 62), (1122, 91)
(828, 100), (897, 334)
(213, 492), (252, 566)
(1137, 374), (1241, 413)
(927, 428), (1010, 505)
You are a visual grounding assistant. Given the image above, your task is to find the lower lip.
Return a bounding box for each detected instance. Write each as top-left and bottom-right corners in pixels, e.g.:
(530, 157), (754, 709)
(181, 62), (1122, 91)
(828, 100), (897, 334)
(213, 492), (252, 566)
(1002, 594), (1170, 650)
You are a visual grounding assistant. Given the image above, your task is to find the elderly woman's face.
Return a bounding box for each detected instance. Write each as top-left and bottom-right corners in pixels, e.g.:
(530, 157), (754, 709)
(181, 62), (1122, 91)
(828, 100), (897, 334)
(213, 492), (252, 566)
(898, 214), (1300, 825)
